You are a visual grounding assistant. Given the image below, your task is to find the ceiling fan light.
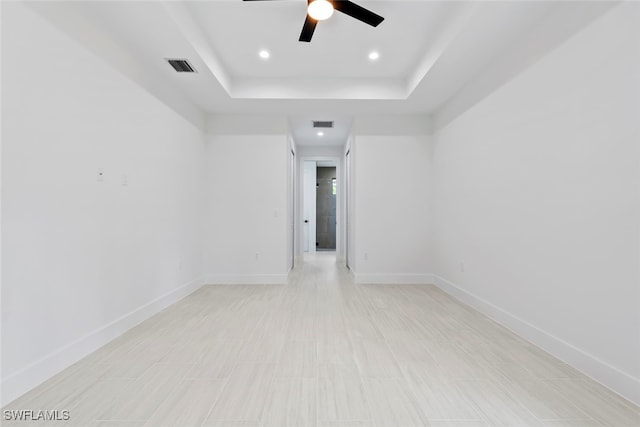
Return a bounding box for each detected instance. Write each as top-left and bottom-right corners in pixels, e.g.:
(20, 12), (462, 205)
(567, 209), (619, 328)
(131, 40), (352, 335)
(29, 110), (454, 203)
(308, 0), (334, 21)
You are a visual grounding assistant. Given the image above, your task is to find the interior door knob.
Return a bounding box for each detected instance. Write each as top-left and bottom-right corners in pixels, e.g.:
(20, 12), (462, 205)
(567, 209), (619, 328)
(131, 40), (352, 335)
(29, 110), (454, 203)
(304, 220), (309, 223)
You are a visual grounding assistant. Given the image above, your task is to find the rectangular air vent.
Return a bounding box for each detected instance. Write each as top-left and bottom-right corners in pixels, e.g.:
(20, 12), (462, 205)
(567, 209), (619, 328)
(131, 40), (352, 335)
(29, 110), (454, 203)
(313, 121), (334, 128)
(167, 59), (196, 73)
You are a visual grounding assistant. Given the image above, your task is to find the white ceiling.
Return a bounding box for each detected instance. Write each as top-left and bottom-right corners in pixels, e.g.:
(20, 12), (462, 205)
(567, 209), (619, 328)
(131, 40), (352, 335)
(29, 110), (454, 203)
(290, 114), (352, 147)
(186, 1), (449, 80)
(25, 1), (612, 146)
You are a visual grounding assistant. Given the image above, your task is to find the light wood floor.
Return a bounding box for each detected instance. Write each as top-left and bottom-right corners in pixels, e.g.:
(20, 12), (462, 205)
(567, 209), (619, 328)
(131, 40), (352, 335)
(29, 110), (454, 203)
(4, 253), (639, 426)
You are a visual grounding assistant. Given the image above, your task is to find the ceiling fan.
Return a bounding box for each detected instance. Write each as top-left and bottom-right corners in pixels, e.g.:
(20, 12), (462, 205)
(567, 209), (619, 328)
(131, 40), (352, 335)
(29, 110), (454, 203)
(243, 0), (384, 42)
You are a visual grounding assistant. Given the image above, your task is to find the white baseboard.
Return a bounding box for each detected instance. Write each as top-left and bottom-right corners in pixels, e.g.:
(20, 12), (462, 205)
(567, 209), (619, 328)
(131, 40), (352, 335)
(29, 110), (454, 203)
(1, 276), (205, 407)
(354, 273), (434, 285)
(432, 274), (640, 407)
(206, 274), (288, 285)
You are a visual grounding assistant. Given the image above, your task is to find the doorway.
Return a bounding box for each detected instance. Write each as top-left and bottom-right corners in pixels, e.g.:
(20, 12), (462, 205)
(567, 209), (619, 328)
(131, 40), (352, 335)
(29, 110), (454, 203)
(302, 159), (339, 255)
(299, 156), (342, 261)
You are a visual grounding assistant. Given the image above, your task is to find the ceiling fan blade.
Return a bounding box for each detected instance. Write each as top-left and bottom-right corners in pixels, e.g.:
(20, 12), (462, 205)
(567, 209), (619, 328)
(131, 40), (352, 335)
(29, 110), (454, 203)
(333, 0), (384, 27)
(299, 15), (318, 42)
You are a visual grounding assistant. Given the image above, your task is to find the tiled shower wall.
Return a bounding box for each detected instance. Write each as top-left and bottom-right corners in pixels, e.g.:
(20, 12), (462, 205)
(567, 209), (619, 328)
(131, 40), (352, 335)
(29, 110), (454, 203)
(316, 167), (336, 249)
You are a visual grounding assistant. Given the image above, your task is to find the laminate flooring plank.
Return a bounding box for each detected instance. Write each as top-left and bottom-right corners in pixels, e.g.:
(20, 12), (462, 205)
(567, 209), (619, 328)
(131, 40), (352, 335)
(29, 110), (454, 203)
(204, 363), (276, 422)
(362, 378), (429, 426)
(261, 378), (317, 427)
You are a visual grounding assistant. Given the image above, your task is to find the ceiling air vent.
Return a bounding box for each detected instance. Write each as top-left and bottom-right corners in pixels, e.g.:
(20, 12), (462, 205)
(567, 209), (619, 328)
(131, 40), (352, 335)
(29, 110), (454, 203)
(167, 59), (196, 73)
(313, 121), (334, 128)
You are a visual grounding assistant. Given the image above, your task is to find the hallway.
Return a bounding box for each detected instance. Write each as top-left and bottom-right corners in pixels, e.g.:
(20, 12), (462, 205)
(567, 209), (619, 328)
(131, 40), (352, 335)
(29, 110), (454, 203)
(4, 254), (639, 426)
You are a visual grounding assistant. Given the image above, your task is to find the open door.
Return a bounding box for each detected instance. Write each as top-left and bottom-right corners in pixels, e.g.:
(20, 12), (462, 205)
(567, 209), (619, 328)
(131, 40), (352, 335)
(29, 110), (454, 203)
(303, 161), (316, 253)
(345, 149), (350, 268)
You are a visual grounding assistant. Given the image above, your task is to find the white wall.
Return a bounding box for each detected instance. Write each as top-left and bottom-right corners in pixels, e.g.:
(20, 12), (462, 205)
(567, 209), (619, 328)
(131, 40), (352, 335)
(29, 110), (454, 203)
(431, 3), (640, 404)
(1, 3), (206, 405)
(203, 134), (289, 284)
(353, 115), (432, 136)
(0, 0), (4, 407)
(25, 2), (206, 130)
(352, 135), (431, 284)
(434, 2), (616, 130)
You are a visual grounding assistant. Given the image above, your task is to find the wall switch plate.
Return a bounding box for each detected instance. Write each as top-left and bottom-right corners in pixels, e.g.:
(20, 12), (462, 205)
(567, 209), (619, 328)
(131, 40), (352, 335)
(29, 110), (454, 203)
(96, 169), (104, 182)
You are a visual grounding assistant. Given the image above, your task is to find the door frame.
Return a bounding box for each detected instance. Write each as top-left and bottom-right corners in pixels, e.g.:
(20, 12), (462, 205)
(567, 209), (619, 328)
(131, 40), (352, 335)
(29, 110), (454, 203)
(303, 161), (317, 254)
(296, 155), (343, 261)
(289, 148), (296, 270)
(345, 148), (350, 269)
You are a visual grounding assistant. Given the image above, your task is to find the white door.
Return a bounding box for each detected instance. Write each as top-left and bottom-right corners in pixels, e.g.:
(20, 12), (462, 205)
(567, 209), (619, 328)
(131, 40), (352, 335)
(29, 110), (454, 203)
(303, 161), (317, 253)
(290, 149), (296, 268)
(345, 150), (350, 268)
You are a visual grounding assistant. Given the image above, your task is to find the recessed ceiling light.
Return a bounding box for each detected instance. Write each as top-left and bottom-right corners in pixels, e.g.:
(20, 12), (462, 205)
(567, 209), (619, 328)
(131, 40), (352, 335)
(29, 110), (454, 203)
(368, 51), (380, 61)
(317, 131), (324, 137)
(259, 50), (270, 59)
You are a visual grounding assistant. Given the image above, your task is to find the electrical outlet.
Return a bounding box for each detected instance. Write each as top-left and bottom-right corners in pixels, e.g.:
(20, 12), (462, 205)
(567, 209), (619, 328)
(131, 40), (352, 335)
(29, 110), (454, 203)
(255, 252), (260, 261)
(364, 252), (369, 261)
(460, 262), (464, 273)
(121, 174), (128, 186)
